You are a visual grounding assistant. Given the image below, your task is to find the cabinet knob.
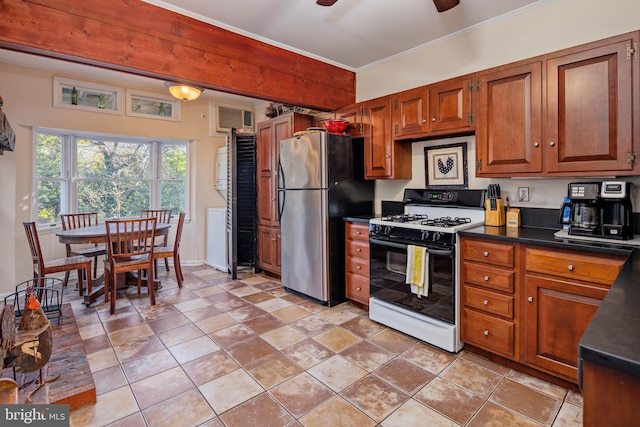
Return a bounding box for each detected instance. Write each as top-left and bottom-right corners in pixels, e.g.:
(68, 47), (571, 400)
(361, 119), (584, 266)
(356, 231), (361, 235)
(422, 119), (427, 123)
(483, 300), (489, 306)
(484, 330), (490, 336)
(533, 142), (539, 147)
(356, 248), (361, 252)
(528, 296), (533, 302)
(483, 251), (489, 257)
(549, 141), (556, 147)
(431, 117), (436, 122)
(356, 265), (361, 270)
(356, 287), (361, 291)
(568, 264), (574, 271)
(483, 275), (489, 281)
(385, 154), (391, 158)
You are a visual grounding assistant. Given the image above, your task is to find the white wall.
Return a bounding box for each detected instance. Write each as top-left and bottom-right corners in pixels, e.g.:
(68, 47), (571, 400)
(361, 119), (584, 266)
(357, 0), (640, 213)
(0, 63), (253, 296)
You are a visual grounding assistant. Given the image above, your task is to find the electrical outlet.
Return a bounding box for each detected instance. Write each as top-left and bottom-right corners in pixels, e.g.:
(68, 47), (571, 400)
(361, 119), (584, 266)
(518, 187), (529, 202)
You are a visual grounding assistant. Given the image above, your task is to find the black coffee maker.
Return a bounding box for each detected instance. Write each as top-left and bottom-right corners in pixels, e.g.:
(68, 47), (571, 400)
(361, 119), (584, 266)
(600, 181), (634, 240)
(566, 182), (603, 237)
(565, 181), (634, 240)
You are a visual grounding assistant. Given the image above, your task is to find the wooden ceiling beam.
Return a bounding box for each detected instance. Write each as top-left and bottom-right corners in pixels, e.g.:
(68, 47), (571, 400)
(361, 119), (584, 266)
(0, 0), (355, 111)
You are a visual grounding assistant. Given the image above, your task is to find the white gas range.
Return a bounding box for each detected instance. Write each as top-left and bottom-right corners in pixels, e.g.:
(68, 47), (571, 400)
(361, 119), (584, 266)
(368, 188), (486, 353)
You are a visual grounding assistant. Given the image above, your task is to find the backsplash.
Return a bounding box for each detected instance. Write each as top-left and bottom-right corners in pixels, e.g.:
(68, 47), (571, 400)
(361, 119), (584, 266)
(374, 135), (640, 215)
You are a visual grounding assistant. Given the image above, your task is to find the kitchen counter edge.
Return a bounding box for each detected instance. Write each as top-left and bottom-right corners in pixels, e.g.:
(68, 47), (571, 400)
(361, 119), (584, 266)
(343, 216), (376, 224)
(459, 225), (640, 383)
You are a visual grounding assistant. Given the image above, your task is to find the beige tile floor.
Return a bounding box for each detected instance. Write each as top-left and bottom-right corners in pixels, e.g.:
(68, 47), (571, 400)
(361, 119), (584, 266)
(66, 265), (583, 427)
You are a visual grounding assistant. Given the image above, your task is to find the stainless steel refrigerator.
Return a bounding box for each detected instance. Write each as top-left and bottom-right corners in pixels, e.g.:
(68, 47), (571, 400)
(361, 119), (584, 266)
(278, 130), (374, 305)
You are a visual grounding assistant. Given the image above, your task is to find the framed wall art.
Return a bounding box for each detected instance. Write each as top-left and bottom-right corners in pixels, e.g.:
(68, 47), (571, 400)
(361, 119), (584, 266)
(424, 142), (468, 189)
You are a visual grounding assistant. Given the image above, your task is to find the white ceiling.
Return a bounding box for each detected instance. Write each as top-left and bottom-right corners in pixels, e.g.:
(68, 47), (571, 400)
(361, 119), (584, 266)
(144, 0), (543, 70)
(0, 0), (545, 102)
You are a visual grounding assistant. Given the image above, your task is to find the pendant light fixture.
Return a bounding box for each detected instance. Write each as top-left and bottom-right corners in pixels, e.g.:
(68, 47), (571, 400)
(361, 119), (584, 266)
(164, 82), (204, 101)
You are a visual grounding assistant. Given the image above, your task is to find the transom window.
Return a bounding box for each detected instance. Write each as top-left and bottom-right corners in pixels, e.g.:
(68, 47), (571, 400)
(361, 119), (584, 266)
(34, 128), (188, 226)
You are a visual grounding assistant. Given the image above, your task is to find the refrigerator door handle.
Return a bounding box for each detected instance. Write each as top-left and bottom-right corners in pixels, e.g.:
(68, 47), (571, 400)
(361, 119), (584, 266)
(277, 158), (284, 190)
(277, 158), (285, 223)
(278, 189), (285, 223)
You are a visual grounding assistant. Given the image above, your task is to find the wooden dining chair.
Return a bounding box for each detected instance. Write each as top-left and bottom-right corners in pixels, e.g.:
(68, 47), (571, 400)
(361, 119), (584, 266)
(23, 222), (92, 297)
(60, 212), (107, 287)
(153, 212), (185, 288)
(141, 209), (172, 272)
(103, 217), (157, 315)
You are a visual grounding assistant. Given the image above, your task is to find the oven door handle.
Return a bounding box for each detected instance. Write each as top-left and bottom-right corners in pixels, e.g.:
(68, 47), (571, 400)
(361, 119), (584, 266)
(427, 248), (453, 256)
(369, 238), (406, 250)
(370, 238), (453, 256)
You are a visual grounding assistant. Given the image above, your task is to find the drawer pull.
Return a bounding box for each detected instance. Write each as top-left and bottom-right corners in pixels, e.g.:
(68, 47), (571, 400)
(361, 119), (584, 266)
(483, 275), (490, 281)
(356, 287), (361, 291)
(356, 265), (361, 270)
(483, 251), (489, 257)
(484, 330), (490, 336)
(568, 264), (574, 271)
(528, 296), (533, 302)
(483, 300), (489, 306)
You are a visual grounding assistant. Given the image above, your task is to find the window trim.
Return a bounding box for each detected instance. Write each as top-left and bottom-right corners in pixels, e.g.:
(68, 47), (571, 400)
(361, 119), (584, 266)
(33, 127), (189, 229)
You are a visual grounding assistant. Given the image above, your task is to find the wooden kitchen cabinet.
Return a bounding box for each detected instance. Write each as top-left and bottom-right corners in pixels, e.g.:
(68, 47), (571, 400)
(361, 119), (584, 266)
(522, 246), (626, 382)
(257, 225), (280, 273)
(475, 60), (543, 176)
(335, 104), (363, 137)
(545, 34), (637, 174)
(475, 31), (639, 177)
(460, 236), (627, 384)
(256, 112), (312, 275)
(345, 221), (370, 307)
(361, 95), (411, 179)
(460, 237), (519, 359)
(391, 74), (475, 140)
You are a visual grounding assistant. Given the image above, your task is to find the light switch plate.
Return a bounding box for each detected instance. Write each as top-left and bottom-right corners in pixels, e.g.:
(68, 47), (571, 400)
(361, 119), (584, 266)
(518, 187), (529, 202)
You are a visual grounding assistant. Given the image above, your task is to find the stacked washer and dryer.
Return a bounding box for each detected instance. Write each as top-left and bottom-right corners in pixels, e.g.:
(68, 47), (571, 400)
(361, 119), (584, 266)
(205, 145), (228, 271)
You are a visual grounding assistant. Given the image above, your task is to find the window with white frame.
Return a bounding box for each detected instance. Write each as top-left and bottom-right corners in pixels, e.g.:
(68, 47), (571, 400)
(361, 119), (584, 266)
(34, 128), (188, 226)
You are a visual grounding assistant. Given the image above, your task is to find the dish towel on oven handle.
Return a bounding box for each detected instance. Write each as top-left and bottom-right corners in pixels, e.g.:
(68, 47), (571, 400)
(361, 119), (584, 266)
(405, 245), (429, 297)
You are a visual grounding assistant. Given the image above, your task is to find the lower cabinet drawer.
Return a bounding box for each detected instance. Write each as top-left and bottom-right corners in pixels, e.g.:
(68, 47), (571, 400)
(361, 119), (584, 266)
(463, 309), (515, 357)
(346, 239), (369, 259)
(346, 272), (369, 304)
(346, 255), (369, 276)
(462, 262), (514, 293)
(463, 286), (514, 319)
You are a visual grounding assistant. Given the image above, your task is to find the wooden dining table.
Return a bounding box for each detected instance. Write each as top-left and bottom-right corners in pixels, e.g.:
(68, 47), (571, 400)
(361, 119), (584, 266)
(56, 222), (171, 306)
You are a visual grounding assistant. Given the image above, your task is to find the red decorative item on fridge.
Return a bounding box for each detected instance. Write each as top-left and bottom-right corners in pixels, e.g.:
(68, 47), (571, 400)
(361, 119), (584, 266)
(323, 119), (349, 135)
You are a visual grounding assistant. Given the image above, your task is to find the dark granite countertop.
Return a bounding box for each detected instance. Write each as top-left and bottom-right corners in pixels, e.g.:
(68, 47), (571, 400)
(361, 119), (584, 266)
(343, 216), (376, 224)
(459, 225), (640, 384)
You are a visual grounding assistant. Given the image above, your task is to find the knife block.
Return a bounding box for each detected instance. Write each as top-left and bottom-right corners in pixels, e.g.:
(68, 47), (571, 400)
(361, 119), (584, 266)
(485, 199), (505, 226)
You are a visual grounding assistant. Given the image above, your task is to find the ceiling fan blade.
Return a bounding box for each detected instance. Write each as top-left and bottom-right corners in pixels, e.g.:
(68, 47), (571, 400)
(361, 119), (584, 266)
(433, 0), (460, 13)
(316, 0), (338, 6)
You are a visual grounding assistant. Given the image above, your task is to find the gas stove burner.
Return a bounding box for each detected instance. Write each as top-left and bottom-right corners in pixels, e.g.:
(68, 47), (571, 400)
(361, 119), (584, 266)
(421, 216), (472, 228)
(381, 214), (429, 223)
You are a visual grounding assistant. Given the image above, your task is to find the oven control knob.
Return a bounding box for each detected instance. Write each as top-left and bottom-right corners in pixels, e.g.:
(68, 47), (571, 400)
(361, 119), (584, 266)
(432, 232), (442, 241)
(421, 230), (429, 240)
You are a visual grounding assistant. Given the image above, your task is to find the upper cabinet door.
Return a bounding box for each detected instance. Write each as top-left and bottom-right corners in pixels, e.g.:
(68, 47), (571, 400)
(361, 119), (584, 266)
(429, 76), (474, 133)
(363, 97), (394, 178)
(545, 37), (636, 173)
(392, 86), (429, 138)
(336, 104), (364, 138)
(476, 61), (543, 176)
